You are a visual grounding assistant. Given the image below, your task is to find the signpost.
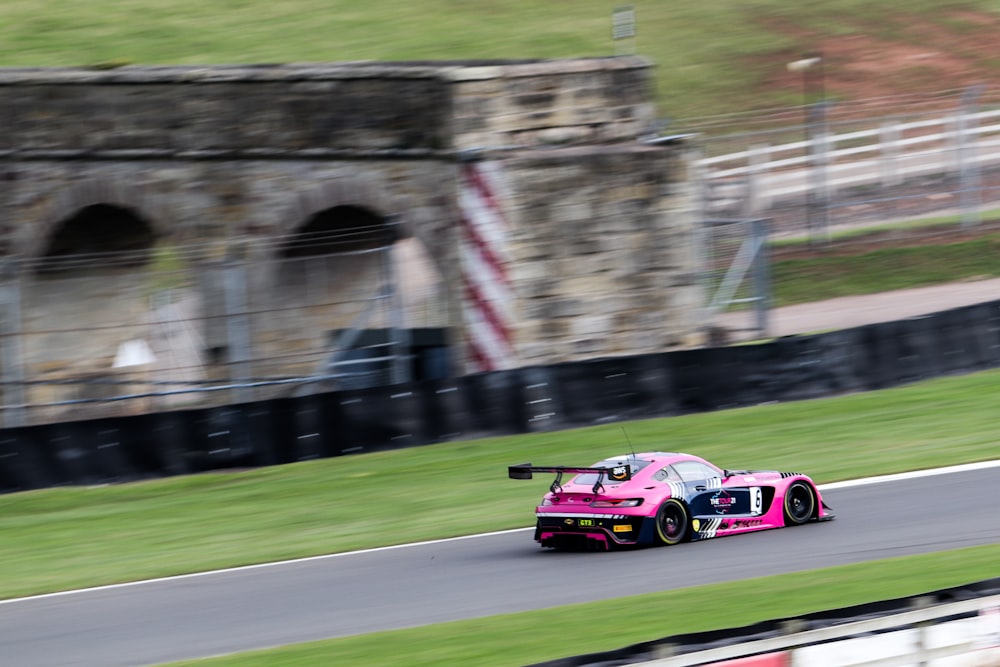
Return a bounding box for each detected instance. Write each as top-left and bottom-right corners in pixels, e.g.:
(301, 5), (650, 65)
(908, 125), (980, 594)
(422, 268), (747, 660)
(613, 5), (636, 55)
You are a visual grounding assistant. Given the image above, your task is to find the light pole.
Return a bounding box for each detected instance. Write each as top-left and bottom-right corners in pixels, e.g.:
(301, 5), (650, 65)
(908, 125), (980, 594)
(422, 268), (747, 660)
(787, 53), (827, 244)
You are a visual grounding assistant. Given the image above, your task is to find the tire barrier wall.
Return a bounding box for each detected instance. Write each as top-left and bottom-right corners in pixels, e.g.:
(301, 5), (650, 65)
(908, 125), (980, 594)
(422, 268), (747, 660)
(1, 300), (999, 493)
(525, 578), (1000, 667)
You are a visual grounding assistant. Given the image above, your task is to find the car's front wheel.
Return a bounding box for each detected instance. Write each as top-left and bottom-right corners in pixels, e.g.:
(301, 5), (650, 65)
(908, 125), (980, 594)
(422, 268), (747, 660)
(783, 481), (816, 526)
(654, 498), (689, 546)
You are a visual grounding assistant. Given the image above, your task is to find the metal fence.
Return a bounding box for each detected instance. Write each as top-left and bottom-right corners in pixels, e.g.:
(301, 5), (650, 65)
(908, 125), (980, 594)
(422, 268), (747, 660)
(695, 85), (1000, 338)
(0, 231), (450, 427)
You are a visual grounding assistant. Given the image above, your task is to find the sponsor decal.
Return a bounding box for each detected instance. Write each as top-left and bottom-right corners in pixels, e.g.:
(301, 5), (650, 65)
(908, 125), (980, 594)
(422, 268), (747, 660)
(710, 489), (736, 514)
(692, 519), (701, 532)
(610, 465), (629, 481)
(727, 519), (763, 529)
(613, 524), (631, 533)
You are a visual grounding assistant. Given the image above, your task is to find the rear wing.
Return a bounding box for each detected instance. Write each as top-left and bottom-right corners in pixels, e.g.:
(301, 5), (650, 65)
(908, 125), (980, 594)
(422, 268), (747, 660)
(508, 463), (631, 494)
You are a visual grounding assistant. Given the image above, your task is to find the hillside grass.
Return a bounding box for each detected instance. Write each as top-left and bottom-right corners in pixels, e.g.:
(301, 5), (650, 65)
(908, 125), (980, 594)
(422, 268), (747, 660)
(771, 230), (1000, 306)
(1, 0), (999, 126)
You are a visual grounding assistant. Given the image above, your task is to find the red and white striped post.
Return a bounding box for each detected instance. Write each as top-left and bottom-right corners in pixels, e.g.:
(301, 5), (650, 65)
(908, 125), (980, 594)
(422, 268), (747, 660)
(457, 159), (516, 373)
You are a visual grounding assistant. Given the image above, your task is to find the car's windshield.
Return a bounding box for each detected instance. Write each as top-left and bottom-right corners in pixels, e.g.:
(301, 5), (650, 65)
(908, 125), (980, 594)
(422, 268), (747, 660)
(572, 458), (651, 486)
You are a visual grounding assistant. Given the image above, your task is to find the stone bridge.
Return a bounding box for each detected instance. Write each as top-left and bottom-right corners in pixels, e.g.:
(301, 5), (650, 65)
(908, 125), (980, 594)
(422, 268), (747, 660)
(0, 57), (701, 425)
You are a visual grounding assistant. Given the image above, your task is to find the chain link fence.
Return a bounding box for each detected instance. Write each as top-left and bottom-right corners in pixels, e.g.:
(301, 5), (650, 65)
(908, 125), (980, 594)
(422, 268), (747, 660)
(0, 229), (450, 427)
(694, 86), (1000, 339)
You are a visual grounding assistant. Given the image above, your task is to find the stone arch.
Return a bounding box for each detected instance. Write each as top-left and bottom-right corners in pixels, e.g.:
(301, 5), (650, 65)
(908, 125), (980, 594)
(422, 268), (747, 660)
(264, 174), (449, 371)
(280, 205), (393, 257)
(277, 175), (407, 255)
(21, 177), (170, 265)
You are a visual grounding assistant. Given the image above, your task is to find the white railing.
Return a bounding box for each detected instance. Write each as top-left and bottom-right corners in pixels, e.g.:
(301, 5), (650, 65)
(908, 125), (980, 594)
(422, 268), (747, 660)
(698, 108), (1000, 204)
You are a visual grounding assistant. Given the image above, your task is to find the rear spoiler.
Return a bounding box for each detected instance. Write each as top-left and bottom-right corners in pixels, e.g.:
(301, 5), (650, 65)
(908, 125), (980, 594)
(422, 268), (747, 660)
(508, 463), (631, 494)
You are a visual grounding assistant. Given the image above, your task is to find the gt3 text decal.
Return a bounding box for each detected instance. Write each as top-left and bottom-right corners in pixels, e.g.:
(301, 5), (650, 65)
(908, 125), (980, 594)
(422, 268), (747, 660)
(538, 513), (628, 519)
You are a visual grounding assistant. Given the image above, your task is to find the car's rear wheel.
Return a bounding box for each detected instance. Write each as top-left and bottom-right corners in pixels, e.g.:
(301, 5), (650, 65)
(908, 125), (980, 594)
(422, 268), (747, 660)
(654, 498), (689, 546)
(783, 481), (816, 526)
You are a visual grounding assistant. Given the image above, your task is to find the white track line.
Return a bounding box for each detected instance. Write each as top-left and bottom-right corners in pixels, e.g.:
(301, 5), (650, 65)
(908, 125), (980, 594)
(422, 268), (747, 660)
(3, 459), (998, 607)
(817, 459), (1000, 491)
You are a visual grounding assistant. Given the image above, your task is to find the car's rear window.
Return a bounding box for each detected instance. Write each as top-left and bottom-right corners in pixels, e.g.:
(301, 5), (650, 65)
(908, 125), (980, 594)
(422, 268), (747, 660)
(572, 459), (652, 486)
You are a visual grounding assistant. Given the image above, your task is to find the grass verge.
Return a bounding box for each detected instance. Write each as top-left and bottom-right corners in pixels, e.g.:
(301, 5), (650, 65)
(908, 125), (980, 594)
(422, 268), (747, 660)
(770, 231), (1000, 306)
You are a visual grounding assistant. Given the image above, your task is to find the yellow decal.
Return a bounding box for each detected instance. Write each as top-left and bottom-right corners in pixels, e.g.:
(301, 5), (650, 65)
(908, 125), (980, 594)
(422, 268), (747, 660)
(692, 519), (701, 532)
(613, 524), (631, 533)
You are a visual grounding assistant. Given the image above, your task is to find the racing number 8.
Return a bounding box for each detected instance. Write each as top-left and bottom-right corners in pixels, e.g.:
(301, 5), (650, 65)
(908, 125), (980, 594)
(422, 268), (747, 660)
(750, 487), (762, 516)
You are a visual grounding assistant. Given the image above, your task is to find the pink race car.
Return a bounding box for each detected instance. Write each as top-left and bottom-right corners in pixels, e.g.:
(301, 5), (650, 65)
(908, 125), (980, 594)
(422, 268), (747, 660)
(508, 451), (834, 551)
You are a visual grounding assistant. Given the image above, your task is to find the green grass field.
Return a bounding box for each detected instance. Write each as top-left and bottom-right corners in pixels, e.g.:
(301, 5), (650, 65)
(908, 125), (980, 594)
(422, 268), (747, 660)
(771, 230), (1000, 306)
(2, 0), (998, 126)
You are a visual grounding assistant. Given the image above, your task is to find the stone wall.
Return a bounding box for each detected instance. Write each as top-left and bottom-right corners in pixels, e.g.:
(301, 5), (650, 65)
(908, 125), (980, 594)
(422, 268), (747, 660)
(502, 145), (700, 366)
(447, 58), (657, 149)
(0, 65), (451, 153)
(0, 57), (701, 425)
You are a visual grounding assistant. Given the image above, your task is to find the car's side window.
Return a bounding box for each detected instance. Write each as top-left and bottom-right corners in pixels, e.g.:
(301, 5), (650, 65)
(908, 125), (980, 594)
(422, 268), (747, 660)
(652, 466), (683, 483)
(673, 461), (720, 482)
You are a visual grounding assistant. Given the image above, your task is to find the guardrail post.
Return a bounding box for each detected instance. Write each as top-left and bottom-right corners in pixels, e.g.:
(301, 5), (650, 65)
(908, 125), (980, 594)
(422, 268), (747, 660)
(880, 121), (902, 188)
(957, 85), (984, 229)
(223, 247), (253, 404)
(0, 258), (26, 427)
(751, 217), (771, 337)
(807, 101), (831, 246)
(747, 143), (771, 212)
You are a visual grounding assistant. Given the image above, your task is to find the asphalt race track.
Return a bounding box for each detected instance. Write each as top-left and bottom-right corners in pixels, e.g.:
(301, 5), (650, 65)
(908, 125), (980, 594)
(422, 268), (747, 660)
(3, 466), (999, 667)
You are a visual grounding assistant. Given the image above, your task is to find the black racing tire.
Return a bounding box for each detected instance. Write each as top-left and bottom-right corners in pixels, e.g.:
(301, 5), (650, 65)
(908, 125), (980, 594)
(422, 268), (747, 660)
(783, 481), (816, 526)
(654, 498), (689, 546)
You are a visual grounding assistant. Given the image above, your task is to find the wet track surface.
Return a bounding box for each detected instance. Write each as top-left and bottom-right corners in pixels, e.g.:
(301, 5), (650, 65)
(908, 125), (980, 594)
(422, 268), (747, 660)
(2, 466), (998, 666)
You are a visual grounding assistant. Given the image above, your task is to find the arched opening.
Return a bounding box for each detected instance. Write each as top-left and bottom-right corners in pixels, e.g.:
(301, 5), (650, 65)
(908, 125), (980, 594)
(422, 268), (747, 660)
(263, 203), (449, 388)
(21, 203), (189, 423)
(36, 203), (156, 273)
(279, 205), (395, 258)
